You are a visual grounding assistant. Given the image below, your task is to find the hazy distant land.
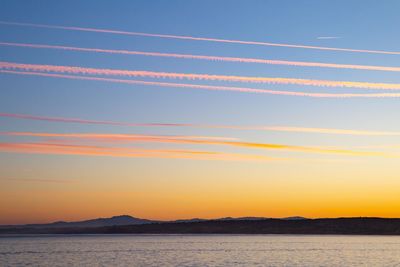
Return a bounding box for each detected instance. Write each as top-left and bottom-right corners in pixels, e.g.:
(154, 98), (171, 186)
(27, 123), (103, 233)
(1, 215), (400, 235)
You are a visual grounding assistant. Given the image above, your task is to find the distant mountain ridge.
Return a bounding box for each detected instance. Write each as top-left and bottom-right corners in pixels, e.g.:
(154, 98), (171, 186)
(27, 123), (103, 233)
(3, 215), (155, 229)
(1, 215), (307, 228)
(2, 217), (400, 235)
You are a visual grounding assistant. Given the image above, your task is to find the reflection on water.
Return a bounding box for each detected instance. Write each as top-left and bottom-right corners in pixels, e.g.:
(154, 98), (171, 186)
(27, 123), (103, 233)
(1, 234), (400, 266)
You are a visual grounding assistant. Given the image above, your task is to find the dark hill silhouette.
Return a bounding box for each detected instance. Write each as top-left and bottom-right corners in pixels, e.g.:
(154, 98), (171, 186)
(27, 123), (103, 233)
(2, 217), (400, 235)
(0, 215), (305, 229)
(0, 215), (155, 229)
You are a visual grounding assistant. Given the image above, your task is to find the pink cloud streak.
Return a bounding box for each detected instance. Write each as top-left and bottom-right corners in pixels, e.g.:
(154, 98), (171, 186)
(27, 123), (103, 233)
(0, 142), (278, 162)
(0, 132), (386, 157)
(2, 42), (400, 73)
(2, 113), (400, 136)
(1, 21), (399, 55)
(2, 69), (400, 98)
(2, 61), (400, 90)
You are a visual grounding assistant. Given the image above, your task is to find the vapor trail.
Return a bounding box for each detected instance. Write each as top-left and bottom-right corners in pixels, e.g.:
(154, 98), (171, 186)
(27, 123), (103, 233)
(2, 132), (237, 143)
(0, 141), (277, 162)
(0, 112), (193, 127)
(0, 131), (387, 157)
(5, 178), (76, 183)
(2, 112), (400, 136)
(259, 126), (400, 136)
(2, 69), (400, 98)
(2, 42), (400, 73)
(1, 21), (399, 55)
(2, 61), (400, 90)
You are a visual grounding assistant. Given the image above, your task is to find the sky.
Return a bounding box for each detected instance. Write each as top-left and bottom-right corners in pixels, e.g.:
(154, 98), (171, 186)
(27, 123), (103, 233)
(1, 0), (400, 224)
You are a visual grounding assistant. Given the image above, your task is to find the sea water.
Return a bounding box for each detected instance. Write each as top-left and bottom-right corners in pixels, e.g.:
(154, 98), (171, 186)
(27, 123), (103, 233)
(1, 234), (400, 266)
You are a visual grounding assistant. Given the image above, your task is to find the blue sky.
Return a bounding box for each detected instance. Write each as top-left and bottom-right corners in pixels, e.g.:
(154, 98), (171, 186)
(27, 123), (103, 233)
(1, 0), (400, 131)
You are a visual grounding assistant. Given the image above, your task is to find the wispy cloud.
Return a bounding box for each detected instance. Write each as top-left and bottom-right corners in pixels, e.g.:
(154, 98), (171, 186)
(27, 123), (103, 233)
(3, 42), (400, 73)
(0, 112), (193, 127)
(2, 61), (400, 90)
(260, 126), (400, 136)
(4, 69), (400, 99)
(3, 70), (400, 98)
(2, 113), (400, 137)
(0, 132), (387, 157)
(0, 141), (279, 162)
(317, 36), (341, 40)
(0, 132), (237, 143)
(3, 178), (76, 183)
(0, 21), (398, 55)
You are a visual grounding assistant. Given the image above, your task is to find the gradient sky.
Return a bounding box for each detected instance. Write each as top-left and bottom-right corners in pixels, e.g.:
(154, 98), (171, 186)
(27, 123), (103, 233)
(1, 0), (400, 224)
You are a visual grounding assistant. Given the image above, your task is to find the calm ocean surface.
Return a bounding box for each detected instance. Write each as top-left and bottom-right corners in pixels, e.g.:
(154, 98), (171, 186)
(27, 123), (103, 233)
(1, 234), (400, 266)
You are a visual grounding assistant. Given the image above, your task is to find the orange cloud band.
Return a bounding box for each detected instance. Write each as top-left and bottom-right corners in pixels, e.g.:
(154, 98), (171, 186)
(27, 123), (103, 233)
(0, 142), (278, 162)
(1, 21), (399, 55)
(2, 61), (400, 90)
(2, 42), (400, 73)
(0, 132), (386, 157)
(2, 69), (400, 98)
(2, 112), (400, 137)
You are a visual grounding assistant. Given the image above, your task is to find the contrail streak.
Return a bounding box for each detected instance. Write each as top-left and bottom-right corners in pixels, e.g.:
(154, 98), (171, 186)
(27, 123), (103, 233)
(2, 42), (400, 73)
(2, 112), (400, 136)
(2, 69), (400, 98)
(2, 61), (400, 90)
(317, 36), (341, 40)
(0, 142), (278, 162)
(0, 21), (399, 55)
(1, 132), (236, 143)
(0, 112), (194, 127)
(258, 126), (400, 136)
(4, 178), (76, 183)
(0, 131), (387, 157)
